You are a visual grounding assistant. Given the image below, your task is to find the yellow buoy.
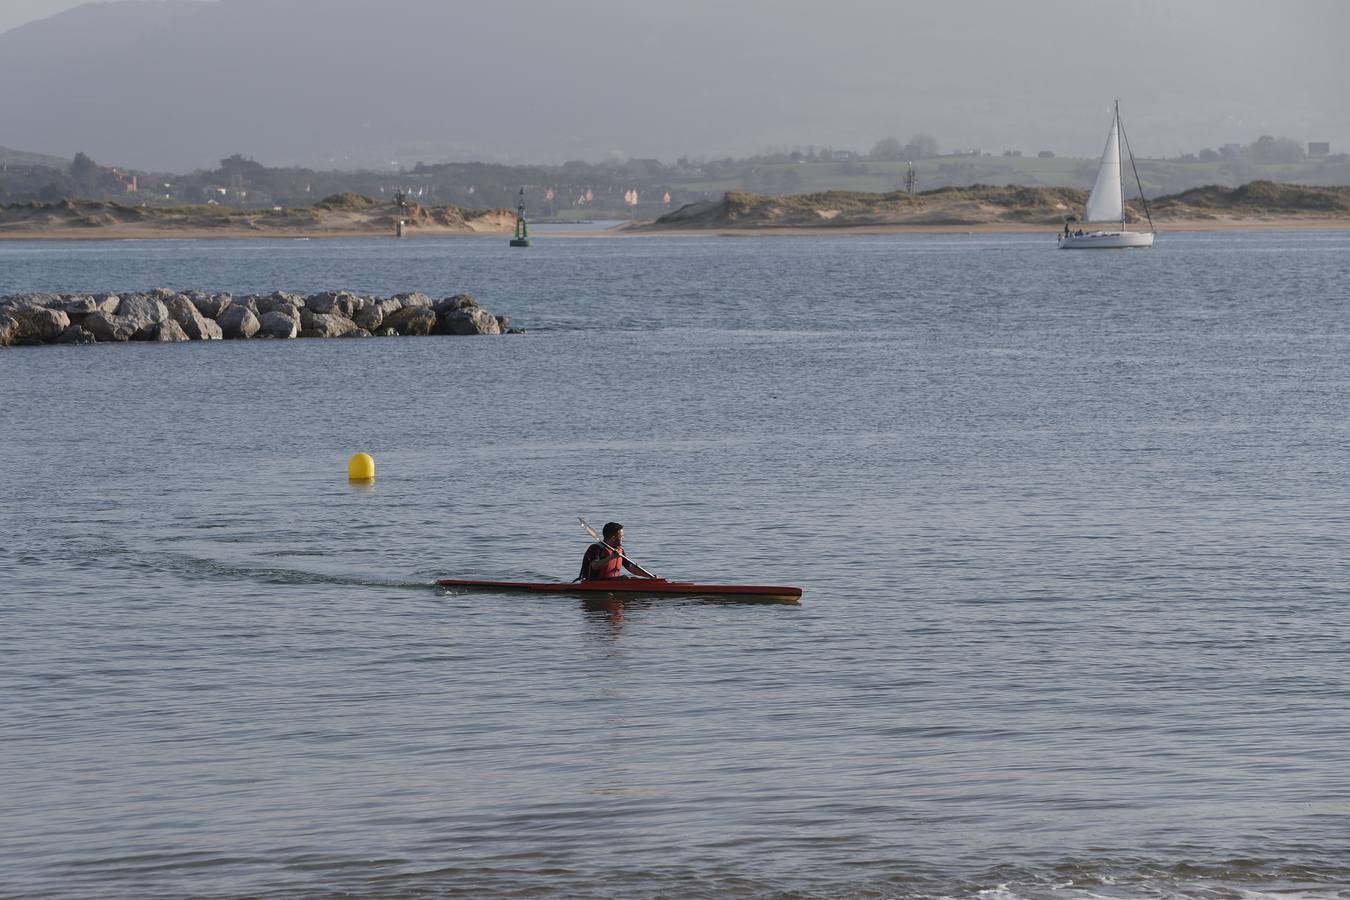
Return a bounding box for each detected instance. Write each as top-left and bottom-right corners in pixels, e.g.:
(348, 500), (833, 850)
(348, 452), (375, 481)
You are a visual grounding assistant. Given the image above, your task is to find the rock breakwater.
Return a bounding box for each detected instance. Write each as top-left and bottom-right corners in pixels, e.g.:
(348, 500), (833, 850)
(0, 289), (518, 347)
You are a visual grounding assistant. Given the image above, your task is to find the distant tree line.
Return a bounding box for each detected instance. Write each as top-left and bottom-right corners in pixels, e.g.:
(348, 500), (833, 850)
(868, 135), (940, 161)
(0, 151), (700, 215)
(1176, 135), (1318, 164)
(1, 133), (1343, 209)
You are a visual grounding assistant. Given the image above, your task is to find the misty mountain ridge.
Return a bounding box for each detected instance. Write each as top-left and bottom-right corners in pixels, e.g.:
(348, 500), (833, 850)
(1, 0), (1347, 172)
(0, 144), (70, 168)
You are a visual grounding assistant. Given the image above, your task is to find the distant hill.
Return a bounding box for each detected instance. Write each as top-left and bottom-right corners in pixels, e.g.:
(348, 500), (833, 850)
(1151, 181), (1350, 215)
(647, 187), (1102, 229)
(0, 196), (514, 237)
(638, 182), (1350, 230)
(0, 145), (66, 168)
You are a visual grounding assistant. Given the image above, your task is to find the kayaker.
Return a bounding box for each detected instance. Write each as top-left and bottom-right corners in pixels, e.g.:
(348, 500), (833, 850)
(578, 522), (656, 581)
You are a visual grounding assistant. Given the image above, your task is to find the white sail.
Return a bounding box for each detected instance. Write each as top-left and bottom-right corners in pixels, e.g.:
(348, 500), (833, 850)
(1082, 111), (1123, 224)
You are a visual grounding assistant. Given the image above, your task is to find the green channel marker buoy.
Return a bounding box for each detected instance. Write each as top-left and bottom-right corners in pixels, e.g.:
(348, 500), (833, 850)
(510, 187), (531, 247)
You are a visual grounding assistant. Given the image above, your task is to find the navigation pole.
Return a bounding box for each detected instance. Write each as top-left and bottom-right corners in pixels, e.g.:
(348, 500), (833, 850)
(510, 188), (531, 247)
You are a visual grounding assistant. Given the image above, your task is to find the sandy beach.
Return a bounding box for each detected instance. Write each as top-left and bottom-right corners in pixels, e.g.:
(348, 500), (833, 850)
(0, 225), (509, 240)
(0, 198), (515, 240)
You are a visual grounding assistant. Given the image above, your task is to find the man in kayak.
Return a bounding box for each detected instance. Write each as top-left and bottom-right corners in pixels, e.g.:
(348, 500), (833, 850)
(578, 522), (656, 581)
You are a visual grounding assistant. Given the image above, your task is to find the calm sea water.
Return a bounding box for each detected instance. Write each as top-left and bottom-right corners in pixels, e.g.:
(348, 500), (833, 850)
(3, 229), (1350, 899)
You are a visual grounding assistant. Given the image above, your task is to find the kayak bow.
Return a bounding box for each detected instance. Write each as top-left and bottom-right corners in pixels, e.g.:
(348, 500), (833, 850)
(436, 577), (802, 602)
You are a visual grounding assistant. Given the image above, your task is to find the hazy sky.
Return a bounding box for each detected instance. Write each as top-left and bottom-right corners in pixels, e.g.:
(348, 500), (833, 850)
(2, 0), (1348, 170)
(0, 0), (111, 33)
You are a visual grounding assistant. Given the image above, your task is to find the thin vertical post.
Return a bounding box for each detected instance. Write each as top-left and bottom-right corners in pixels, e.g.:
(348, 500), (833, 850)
(1116, 100), (1125, 231)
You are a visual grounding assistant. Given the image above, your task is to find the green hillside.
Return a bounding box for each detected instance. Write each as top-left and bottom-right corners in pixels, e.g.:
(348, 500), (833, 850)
(1152, 181), (1350, 213)
(644, 181), (1350, 230)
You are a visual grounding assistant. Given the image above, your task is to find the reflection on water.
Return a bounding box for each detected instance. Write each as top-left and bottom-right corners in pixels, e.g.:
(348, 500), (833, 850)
(580, 596), (626, 633)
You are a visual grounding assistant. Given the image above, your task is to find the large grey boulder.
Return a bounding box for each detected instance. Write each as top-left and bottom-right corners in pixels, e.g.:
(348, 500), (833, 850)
(256, 291), (305, 316)
(393, 292), (434, 308)
(257, 310), (299, 339)
(354, 298), (403, 332)
(191, 293), (232, 319)
(83, 311), (132, 342)
(437, 306), (501, 335)
(199, 317), (224, 340)
(279, 290), (307, 307)
(0, 312), (17, 347)
(384, 305), (437, 336)
(91, 294), (121, 314)
(0, 306), (71, 344)
(165, 294), (223, 340)
(217, 304), (261, 339)
(433, 293), (479, 313)
(12, 293), (113, 316)
(432, 293), (500, 334)
(299, 308), (359, 338)
(58, 296), (102, 318)
(30, 307), (73, 343)
(1, 293), (62, 311)
(152, 319), (191, 342)
(0, 295), (46, 311)
(57, 323), (97, 344)
(353, 304), (386, 333)
(114, 295), (171, 340)
(304, 290), (359, 317)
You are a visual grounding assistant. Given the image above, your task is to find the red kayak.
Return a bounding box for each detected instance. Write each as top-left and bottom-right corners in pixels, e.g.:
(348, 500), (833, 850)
(436, 577), (802, 602)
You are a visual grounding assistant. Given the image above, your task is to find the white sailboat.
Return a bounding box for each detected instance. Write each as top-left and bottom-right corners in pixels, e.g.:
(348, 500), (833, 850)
(1058, 101), (1155, 249)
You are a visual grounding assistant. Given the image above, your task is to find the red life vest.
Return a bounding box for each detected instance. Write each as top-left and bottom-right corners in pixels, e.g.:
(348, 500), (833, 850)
(581, 540), (623, 579)
(595, 541), (623, 578)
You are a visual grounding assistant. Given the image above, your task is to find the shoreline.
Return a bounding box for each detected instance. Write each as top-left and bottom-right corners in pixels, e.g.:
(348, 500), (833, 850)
(2, 218), (1347, 241)
(0, 196), (515, 241)
(0, 226), (508, 241)
(621, 217), (1350, 237)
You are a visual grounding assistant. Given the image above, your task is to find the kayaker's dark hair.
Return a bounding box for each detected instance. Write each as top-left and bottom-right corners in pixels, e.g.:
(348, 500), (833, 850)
(603, 522), (623, 539)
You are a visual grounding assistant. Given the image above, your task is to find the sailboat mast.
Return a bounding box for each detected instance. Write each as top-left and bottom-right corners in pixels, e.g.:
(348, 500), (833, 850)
(1116, 100), (1125, 231)
(1118, 109), (1156, 234)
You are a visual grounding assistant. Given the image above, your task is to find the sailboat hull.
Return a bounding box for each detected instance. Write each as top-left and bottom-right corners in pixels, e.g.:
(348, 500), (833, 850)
(1057, 230), (1154, 249)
